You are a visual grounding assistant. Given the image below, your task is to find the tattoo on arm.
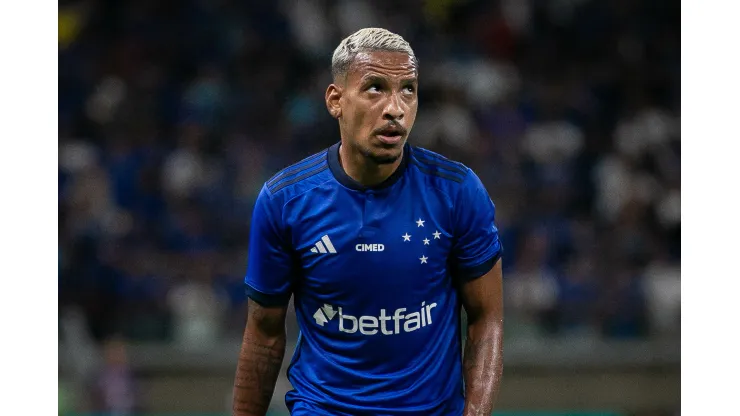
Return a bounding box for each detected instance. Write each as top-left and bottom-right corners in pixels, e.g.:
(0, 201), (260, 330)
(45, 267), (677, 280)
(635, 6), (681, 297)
(463, 331), (503, 414)
(232, 301), (287, 416)
(461, 261), (504, 416)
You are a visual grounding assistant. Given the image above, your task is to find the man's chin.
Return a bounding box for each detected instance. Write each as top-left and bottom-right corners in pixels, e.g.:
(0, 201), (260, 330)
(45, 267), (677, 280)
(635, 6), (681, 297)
(364, 145), (403, 165)
(368, 153), (400, 165)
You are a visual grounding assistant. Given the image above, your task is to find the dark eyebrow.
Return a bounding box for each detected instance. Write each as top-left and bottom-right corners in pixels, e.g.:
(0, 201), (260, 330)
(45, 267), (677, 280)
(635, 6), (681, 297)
(361, 75), (386, 84)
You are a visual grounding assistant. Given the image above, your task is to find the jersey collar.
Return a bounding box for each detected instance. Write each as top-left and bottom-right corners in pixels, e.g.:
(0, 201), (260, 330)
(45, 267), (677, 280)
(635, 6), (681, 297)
(328, 141), (410, 192)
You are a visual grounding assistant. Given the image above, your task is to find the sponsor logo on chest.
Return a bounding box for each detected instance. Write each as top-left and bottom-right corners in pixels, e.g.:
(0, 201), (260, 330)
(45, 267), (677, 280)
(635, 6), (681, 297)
(355, 243), (385, 252)
(313, 302), (438, 335)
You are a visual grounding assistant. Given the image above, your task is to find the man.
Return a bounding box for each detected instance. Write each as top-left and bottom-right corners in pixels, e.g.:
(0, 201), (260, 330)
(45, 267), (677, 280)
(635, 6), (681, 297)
(233, 28), (504, 416)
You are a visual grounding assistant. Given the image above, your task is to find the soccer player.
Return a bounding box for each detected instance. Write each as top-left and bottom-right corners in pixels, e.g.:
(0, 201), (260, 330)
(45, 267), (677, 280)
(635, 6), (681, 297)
(233, 28), (504, 416)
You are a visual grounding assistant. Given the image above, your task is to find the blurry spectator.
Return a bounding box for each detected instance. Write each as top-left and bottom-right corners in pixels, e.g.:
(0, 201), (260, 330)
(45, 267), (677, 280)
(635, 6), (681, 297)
(505, 230), (559, 337)
(167, 255), (228, 350)
(600, 267), (649, 339)
(282, 0), (333, 59)
(90, 336), (138, 416)
(614, 107), (678, 159)
(336, 0), (381, 37)
(115, 248), (171, 341)
(643, 250), (681, 336)
(161, 123), (210, 199)
(60, 307), (101, 411)
(162, 204), (217, 253)
(181, 65), (227, 130)
(522, 120), (584, 165)
(550, 253), (601, 336)
(593, 154), (659, 223)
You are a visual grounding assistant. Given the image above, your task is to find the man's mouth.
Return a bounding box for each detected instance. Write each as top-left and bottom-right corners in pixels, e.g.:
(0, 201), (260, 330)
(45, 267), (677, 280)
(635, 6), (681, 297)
(375, 127), (405, 145)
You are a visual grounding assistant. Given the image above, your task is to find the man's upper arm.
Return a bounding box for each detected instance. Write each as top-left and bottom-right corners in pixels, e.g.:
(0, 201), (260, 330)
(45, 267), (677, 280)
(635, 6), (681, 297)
(244, 185), (295, 307)
(451, 170), (503, 283)
(246, 298), (289, 337)
(460, 260), (503, 320)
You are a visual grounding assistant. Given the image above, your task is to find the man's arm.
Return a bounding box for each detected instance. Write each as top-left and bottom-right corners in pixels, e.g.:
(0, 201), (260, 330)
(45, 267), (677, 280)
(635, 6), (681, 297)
(460, 259), (504, 416)
(232, 299), (288, 416)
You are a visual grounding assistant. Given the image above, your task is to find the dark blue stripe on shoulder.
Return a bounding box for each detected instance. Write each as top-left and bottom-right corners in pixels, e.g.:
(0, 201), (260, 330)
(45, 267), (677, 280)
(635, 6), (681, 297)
(454, 252), (502, 283)
(245, 284), (292, 307)
(411, 156), (464, 183)
(413, 147), (467, 174)
(267, 150), (328, 188)
(269, 163), (329, 194)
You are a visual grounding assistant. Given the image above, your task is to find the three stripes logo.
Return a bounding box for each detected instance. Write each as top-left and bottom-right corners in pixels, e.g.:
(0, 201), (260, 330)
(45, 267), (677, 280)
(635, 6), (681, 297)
(310, 235), (337, 254)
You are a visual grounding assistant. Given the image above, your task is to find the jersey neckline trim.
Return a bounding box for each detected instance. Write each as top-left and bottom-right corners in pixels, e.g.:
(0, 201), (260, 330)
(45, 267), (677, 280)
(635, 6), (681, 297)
(327, 141), (410, 191)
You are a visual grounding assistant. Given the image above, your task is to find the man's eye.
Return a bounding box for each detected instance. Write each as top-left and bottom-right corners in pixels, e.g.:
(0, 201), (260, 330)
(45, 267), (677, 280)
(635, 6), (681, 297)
(368, 84), (381, 92)
(403, 86), (415, 93)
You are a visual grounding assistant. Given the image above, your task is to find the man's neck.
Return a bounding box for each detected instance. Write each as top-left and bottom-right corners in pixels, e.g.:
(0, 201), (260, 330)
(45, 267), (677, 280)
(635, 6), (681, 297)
(339, 143), (403, 188)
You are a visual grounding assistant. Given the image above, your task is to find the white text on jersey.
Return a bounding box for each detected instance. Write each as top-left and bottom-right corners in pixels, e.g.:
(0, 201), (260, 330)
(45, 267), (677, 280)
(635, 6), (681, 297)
(334, 302), (438, 335)
(355, 243), (385, 252)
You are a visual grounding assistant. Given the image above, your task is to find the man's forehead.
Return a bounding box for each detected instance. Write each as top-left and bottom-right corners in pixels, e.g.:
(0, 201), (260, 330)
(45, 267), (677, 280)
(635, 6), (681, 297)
(349, 51), (418, 80)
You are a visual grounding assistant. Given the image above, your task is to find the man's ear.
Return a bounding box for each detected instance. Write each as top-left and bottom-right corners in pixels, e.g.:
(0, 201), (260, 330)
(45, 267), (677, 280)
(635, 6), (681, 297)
(325, 83), (342, 119)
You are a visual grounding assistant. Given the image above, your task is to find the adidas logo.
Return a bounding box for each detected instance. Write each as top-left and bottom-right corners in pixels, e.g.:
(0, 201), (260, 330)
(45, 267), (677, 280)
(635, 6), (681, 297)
(310, 235), (337, 254)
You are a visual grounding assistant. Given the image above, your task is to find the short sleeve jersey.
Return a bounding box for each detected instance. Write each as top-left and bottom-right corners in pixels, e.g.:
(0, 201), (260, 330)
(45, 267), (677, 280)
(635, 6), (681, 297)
(245, 142), (503, 415)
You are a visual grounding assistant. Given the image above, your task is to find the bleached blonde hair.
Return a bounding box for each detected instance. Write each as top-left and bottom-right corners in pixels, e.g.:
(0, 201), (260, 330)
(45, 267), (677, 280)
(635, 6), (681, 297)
(331, 28), (418, 82)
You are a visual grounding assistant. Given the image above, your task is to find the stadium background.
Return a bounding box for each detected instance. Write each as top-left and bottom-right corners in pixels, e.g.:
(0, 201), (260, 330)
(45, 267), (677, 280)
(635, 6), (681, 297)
(58, 0), (680, 415)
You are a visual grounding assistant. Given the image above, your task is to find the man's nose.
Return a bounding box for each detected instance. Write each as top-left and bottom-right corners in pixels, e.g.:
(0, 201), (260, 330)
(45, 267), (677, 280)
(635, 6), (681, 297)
(383, 94), (404, 121)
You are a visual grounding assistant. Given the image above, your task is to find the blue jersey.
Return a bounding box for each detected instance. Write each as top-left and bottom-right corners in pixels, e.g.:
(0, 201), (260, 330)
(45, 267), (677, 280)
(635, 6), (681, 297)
(245, 142), (503, 416)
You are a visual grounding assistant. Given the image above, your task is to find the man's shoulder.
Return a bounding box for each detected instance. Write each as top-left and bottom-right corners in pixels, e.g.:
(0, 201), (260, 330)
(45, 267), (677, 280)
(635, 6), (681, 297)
(408, 145), (474, 189)
(262, 148), (333, 199)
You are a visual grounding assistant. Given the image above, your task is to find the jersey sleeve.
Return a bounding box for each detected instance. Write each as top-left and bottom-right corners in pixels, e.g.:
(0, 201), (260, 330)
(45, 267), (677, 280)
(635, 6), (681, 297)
(244, 185), (295, 307)
(450, 170), (503, 282)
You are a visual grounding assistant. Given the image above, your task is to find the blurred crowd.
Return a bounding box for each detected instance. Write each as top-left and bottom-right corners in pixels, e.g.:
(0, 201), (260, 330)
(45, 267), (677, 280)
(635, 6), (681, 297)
(58, 0), (680, 348)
